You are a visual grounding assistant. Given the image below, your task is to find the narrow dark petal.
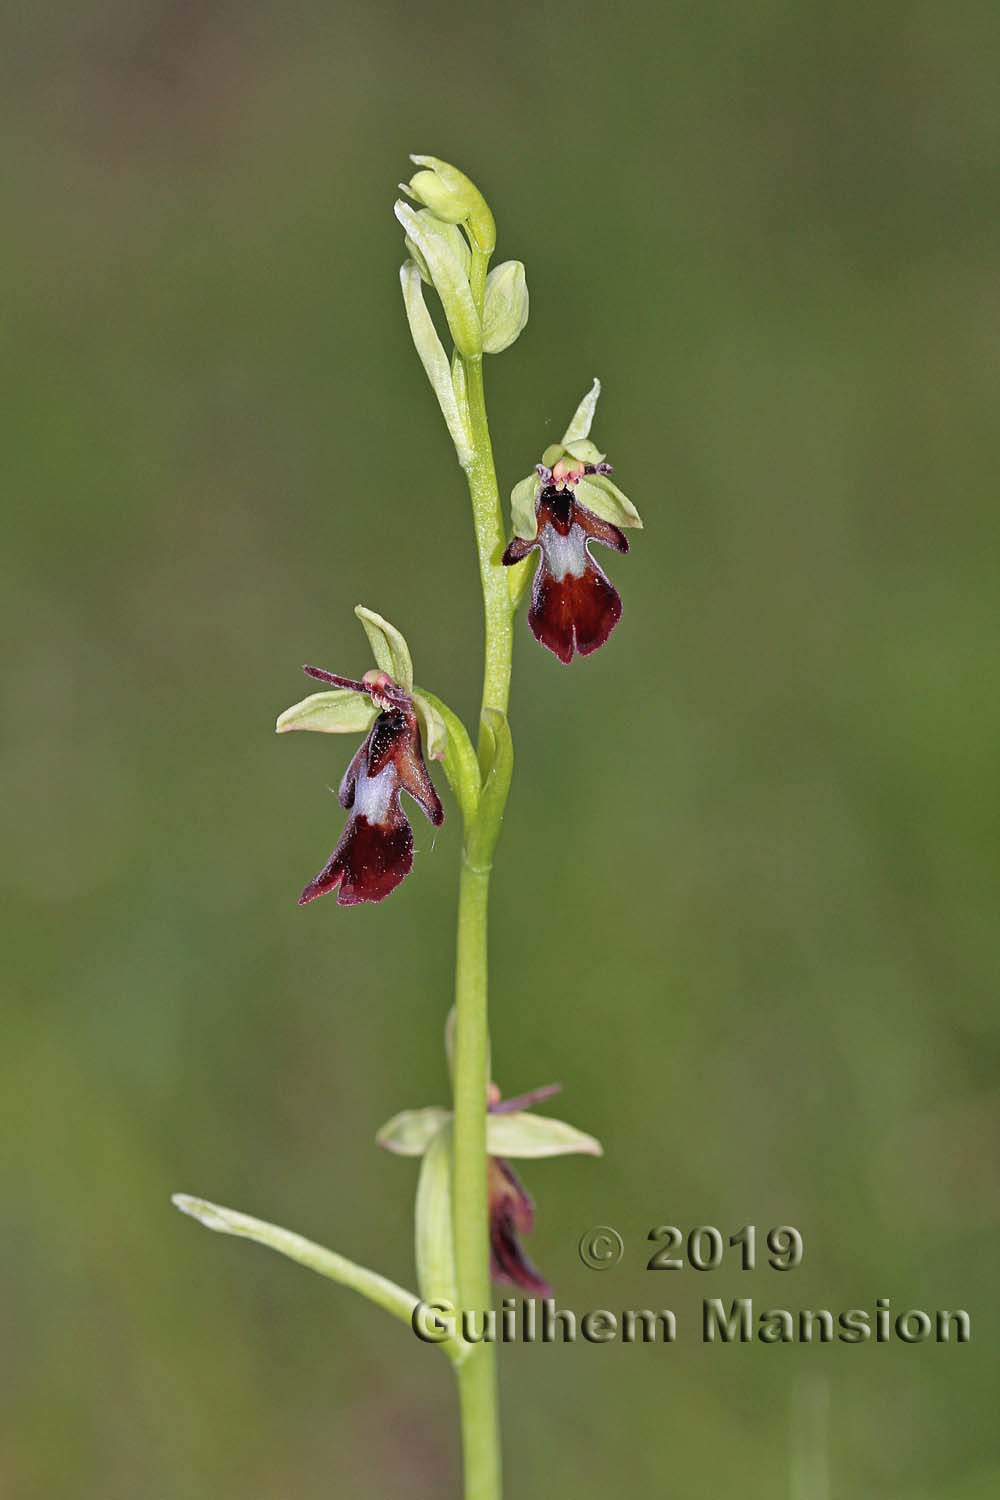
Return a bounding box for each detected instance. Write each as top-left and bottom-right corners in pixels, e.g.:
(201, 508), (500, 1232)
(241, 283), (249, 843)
(573, 502), (629, 554)
(396, 738), (445, 826)
(488, 1159), (552, 1298)
(298, 811), (414, 907)
(302, 666), (370, 692)
(502, 535), (537, 566)
(489, 1083), (563, 1115)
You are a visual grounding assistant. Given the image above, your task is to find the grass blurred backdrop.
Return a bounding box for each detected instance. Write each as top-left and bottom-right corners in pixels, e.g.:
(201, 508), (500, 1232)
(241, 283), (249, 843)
(3, 0), (999, 1495)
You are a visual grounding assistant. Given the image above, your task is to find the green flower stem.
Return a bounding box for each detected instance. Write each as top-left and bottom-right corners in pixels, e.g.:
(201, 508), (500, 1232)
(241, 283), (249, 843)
(452, 242), (514, 1500)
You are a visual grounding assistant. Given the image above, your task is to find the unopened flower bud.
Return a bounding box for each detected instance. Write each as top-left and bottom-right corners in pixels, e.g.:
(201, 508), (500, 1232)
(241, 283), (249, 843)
(404, 155), (496, 254)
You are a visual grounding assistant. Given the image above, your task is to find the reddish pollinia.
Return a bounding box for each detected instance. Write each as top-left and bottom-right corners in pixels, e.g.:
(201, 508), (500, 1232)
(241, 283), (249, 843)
(503, 464), (629, 664)
(294, 667), (443, 907)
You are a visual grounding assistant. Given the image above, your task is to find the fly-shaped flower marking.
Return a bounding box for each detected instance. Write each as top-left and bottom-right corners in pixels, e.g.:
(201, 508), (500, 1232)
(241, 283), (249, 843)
(296, 669), (443, 907)
(503, 465), (629, 664)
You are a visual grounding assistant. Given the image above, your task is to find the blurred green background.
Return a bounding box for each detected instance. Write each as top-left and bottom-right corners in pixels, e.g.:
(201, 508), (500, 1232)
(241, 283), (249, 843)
(4, 1), (999, 1495)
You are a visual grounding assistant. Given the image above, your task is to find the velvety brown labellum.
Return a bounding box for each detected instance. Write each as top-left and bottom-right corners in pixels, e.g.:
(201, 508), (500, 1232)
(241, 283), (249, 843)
(503, 486), (628, 664)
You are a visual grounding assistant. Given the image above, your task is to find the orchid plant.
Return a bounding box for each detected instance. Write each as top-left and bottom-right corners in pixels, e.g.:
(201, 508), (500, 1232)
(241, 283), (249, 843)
(174, 155), (642, 1500)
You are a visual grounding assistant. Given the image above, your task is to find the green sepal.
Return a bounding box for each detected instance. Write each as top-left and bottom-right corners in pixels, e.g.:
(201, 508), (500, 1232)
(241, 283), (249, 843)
(564, 438), (606, 465)
(574, 473), (643, 529)
(376, 1107), (451, 1156)
(467, 709), (513, 869)
(399, 262), (473, 467)
(354, 604), (414, 692)
(412, 688), (480, 832)
(408, 154), (497, 254)
(482, 260), (529, 354)
(510, 472), (540, 540)
(275, 689), (378, 736)
(395, 200), (482, 357)
(562, 377), (601, 445)
(541, 443), (565, 468)
(414, 1124), (461, 1318)
(486, 1112), (603, 1159)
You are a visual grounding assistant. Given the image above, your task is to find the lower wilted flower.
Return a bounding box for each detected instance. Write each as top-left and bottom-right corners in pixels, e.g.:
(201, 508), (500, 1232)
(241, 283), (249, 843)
(296, 668), (443, 906)
(378, 1074), (601, 1298)
(488, 1157), (549, 1296)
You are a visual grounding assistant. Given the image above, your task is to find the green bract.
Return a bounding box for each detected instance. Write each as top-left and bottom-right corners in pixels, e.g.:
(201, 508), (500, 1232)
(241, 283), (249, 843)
(482, 260), (529, 354)
(275, 689), (378, 736)
(574, 473), (643, 529)
(404, 208), (471, 288)
(412, 691), (448, 762)
(414, 1124), (460, 1311)
(354, 604), (414, 692)
(399, 261), (473, 467)
(394, 200), (482, 358)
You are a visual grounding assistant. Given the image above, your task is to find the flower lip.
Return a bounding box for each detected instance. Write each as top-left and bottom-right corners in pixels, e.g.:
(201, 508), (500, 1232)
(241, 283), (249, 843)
(502, 482), (629, 663)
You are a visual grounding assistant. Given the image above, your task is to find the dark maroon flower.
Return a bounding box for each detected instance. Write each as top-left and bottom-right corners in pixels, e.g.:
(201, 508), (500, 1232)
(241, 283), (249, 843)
(485, 1080), (565, 1297)
(488, 1157), (552, 1297)
(297, 669), (443, 907)
(502, 466), (628, 664)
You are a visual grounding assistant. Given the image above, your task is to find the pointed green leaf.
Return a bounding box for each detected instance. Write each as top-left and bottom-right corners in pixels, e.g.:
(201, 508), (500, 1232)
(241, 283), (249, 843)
(354, 605), (414, 692)
(276, 690), (377, 736)
(414, 1124), (459, 1310)
(412, 688), (480, 831)
(575, 474), (643, 529)
(510, 473), (540, 540)
(564, 439), (606, 465)
(399, 261), (473, 467)
(376, 1107), (451, 1156)
(395, 201), (481, 357)
(170, 1194), (467, 1357)
(482, 260), (529, 354)
(486, 1112), (603, 1159)
(562, 377), (601, 445)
